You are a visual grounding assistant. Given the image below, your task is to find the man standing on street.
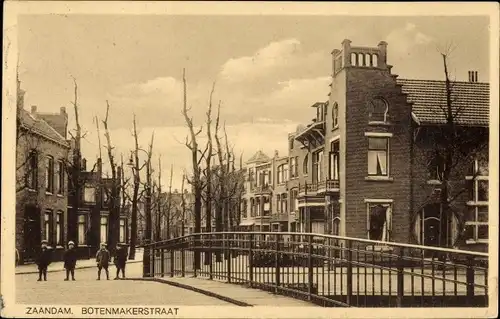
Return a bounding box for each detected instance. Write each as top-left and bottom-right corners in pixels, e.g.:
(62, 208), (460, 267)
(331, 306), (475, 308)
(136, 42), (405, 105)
(113, 243), (128, 279)
(36, 240), (52, 281)
(63, 241), (77, 281)
(96, 242), (110, 280)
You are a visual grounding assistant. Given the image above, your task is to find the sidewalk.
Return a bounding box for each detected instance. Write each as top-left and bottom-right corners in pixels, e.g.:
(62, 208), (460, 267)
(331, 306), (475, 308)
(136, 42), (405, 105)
(132, 276), (319, 307)
(16, 248), (144, 275)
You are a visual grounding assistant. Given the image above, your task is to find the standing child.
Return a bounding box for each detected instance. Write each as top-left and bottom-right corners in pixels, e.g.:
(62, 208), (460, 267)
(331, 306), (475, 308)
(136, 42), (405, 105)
(113, 244), (128, 279)
(36, 240), (52, 281)
(95, 243), (110, 280)
(63, 241), (77, 281)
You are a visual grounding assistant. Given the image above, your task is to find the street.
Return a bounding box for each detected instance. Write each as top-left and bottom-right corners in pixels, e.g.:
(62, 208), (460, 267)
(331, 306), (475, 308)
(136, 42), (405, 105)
(16, 263), (230, 305)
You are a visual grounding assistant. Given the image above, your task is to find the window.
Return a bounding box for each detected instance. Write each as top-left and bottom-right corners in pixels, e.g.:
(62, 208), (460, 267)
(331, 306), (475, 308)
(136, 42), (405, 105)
(100, 216), (108, 243)
(248, 168), (255, 186)
(84, 186), (96, 203)
(465, 158), (489, 243)
(427, 152), (445, 181)
(56, 211), (63, 246)
(119, 219), (126, 243)
(329, 141), (340, 180)
(56, 160), (64, 194)
(77, 214), (87, 245)
(102, 189), (110, 206)
(276, 194), (281, 213)
(367, 202), (392, 241)
(44, 211), (53, 244)
(312, 150), (324, 183)
(250, 198), (255, 217)
(303, 155), (309, 175)
(26, 150), (38, 190)
(281, 193), (288, 213)
(332, 103), (339, 129)
(317, 103), (326, 122)
(368, 138), (388, 176)
(290, 189), (298, 212)
(45, 156), (54, 193)
(289, 138), (294, 150)
(290, 157), (298, 178)
(277, 164), (288, 184)
(263, 196), (270, 216)
(368, 98), (389, 123)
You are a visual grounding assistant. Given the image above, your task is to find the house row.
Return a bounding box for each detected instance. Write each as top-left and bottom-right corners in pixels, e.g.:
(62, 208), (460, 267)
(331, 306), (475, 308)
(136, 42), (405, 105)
(238, 39), (489, 252)
(15, 77), (129, 264)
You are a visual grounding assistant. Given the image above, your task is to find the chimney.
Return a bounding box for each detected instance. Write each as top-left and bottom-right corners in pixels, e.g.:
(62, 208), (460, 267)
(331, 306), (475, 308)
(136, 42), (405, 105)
(60, 106), (67, 116)
(31, 105), (37, 114)
(274, 150), (279, 158)
(468, 71), (478, 82)
(377, 41), (388, 68)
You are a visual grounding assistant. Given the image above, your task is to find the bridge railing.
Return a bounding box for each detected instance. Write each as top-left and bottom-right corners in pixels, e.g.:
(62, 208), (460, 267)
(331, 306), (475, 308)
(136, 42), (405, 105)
(143, 232), (489, 308)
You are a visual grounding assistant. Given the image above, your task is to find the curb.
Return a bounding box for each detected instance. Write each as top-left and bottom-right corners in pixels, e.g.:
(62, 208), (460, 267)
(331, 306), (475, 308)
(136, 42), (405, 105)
(124, 277), (253, 307)
(15, 260), (142, 275)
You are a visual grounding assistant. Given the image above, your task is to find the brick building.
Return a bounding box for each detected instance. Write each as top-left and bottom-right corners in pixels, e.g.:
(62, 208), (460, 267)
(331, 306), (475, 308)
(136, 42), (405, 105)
(236, 39), (489, 252)
(286, 39), (489, 251)
(15, 79), (70, 264)
(68, 157), (129, 257)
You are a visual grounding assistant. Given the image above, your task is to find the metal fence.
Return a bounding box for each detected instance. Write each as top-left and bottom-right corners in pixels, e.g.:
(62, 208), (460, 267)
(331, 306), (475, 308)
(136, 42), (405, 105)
(144, 232), (489, 307)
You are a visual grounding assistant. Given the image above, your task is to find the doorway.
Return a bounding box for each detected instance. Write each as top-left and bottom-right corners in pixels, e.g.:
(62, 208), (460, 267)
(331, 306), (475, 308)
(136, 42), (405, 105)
(23, 205), (41, 262)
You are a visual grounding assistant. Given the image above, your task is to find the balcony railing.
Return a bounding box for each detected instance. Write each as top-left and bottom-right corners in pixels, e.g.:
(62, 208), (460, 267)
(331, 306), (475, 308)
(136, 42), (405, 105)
(317, 179), (340, 193)
(298, 183), (318, 195)
(145, 232), (489, 308)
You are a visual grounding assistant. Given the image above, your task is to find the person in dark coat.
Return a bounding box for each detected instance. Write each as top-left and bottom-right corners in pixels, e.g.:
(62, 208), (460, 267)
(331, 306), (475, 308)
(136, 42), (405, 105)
(63, 241), (77, 281)
(96, 242), (111, 280)
(36, 240), (52, 281)
(113, 244), (128, 279)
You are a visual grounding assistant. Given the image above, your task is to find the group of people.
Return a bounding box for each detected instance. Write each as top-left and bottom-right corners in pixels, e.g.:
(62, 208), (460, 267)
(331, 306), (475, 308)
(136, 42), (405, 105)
(35, 240), (128, 281)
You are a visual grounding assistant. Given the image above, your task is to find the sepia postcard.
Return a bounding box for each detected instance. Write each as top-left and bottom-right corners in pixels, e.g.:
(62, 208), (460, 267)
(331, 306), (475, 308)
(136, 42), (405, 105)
(2, 1), (499, 318)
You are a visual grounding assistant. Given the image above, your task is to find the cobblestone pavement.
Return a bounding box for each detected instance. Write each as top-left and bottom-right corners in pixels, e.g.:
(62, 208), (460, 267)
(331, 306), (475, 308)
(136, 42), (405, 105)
(16, 263), (230, 305)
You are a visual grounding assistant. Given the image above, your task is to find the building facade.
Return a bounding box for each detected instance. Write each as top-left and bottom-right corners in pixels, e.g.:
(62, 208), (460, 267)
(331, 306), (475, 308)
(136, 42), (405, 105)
(68, 158), (129, 257)
(16, 79), (71, 264)
(238, 39), (489, 252)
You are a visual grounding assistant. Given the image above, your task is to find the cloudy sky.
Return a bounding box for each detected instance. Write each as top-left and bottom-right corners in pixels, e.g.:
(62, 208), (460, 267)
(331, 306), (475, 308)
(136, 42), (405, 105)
(17, 14), (490, 188)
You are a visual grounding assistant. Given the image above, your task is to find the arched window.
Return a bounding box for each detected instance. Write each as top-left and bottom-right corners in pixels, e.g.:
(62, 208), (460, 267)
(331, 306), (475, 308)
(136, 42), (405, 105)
(368, 98), (389, 123)
(372, 54), (379, 67)
(303, 155), (309, 175)
(366, 53), (371, 67)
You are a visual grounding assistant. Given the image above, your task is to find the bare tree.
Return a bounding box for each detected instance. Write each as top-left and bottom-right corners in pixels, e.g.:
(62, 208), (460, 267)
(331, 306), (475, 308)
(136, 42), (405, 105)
(128, 113), (146, 259)
(411, 49), (489, 249)
(165, 164), (174, 240)
(181, 68), (206, 270)
(101, 101), (122, 253)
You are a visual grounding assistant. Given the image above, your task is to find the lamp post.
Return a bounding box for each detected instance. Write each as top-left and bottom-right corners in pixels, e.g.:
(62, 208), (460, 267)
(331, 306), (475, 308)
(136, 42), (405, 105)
(127, 149), (152, 277)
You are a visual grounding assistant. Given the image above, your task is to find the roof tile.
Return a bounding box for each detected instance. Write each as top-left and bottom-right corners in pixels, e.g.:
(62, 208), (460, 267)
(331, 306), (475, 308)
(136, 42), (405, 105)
(397, 79), (489, 126)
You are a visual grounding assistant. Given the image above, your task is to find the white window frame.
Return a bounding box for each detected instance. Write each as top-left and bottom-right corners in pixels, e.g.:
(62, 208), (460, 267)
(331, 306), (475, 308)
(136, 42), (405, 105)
(77, 214), (87, 245)
(365, 134), (391, 178)
(119, 218), (126, 243)
(368, 98), (389, 124)
(84, 185), (96, 203)
(465, 159), (489, 244)
(100, 216), (109, 244)
(56, 211), (63, 246)
(332, 102), (339, 130)
(365, 199), (393, 242)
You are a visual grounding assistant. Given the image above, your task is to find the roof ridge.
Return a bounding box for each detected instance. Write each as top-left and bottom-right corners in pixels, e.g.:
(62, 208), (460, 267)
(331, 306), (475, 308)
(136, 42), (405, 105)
(398, 78), (489, 85)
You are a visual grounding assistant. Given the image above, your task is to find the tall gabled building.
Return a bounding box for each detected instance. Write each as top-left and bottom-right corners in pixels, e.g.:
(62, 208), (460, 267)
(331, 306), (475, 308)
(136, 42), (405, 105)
(16, 79), (70, 264)
(287, 39), (489, 252)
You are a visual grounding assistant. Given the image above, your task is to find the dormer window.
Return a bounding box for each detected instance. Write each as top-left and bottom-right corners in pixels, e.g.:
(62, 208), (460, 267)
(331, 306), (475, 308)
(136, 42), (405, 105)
(368, 98), (389, 123)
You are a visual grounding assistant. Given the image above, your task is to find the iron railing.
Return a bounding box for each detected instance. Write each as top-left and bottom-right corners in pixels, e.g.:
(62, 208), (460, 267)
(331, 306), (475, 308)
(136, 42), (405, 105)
(144, 232), (489, 308)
